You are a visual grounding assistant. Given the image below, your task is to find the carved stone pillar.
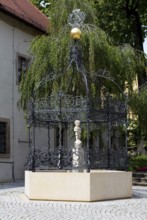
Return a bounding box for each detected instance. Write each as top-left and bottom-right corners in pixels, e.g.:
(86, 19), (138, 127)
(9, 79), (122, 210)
(72, 120), (84, 171)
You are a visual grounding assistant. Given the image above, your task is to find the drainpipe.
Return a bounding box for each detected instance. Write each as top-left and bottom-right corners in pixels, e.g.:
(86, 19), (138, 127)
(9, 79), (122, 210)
(12, 28), (15, 181)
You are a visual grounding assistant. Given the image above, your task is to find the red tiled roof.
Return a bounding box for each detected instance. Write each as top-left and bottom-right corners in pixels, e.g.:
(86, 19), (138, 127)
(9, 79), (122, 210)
(0, 0), (49, 32)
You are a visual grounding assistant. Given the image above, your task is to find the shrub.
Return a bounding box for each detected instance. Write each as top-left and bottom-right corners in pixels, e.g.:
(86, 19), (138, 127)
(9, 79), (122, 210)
(128, 154), (147, 171)
(137, 166), (147, 171)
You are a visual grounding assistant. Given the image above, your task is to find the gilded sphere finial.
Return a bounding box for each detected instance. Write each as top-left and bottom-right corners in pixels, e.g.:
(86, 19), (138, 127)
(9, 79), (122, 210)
(70, 27), (81, 40)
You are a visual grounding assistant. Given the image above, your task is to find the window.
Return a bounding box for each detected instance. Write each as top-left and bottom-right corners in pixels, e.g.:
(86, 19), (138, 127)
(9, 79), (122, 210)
(0, 119), (10, 157)
(17, 55), (30, 84)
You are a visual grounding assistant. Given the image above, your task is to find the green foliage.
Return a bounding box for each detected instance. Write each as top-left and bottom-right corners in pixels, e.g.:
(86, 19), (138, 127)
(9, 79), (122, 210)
(94, 0), (147, 50)
(93, 0), (147, 143)
(20, 0), (145, 110)
(31, 0), (147, 51)
(94, 0), (147, 85)
(129, 154), (147, 171)
(127, 119), (141, 150)
(29, 0), (51, 16)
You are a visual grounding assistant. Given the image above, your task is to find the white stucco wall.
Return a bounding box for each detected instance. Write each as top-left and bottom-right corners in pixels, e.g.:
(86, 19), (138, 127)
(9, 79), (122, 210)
(0, 14), (46, 181)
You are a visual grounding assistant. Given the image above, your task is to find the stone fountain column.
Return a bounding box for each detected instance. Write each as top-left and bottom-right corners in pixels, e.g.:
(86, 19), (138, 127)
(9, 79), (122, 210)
(72, 120), (84, 171)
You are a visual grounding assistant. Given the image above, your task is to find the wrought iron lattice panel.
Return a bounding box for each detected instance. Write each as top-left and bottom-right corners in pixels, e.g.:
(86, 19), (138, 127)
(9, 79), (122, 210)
(25, 144), (127, 171)
(26, 94), (127, 171)
(25, 146), (73, 170)
(27, 94), (127, 126)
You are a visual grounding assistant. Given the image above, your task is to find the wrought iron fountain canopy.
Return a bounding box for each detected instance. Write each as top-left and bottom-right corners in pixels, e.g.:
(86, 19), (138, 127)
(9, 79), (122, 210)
(26, 9), (128, 172)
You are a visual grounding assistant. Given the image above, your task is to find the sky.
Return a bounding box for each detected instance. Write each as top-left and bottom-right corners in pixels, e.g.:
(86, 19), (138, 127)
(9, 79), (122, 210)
(143, 38), (147, 54)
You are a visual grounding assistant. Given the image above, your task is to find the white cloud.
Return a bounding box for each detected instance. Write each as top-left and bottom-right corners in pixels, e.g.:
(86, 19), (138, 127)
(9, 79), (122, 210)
(40, 1), (50, 8)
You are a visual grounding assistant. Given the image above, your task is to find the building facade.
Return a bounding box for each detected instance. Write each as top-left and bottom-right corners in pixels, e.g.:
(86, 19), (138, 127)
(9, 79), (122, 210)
(0, 0), (49, 182)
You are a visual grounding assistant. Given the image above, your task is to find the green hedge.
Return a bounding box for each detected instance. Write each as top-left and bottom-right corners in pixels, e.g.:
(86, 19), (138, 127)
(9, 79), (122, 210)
(128, 154), (147, 171)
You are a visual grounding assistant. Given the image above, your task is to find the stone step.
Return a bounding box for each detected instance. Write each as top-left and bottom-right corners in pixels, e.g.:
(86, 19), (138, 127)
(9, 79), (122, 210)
(132, 172), (147, 186)
(133, 180), (147, 185)
(133, 176), (147, 181)
(133, 172), (147, 178)
(133, 181), (147, 186)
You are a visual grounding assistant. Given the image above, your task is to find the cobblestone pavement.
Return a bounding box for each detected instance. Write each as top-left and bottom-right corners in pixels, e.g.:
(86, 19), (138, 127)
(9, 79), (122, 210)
(0, 181), (147, 220)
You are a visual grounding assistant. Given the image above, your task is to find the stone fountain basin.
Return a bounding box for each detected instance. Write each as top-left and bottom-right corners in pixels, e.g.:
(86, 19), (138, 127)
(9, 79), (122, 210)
(25, 170), (132, 202)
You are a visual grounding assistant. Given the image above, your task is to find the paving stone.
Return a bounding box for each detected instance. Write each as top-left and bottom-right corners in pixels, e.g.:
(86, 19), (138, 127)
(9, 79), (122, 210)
(0, 181), (146, 220)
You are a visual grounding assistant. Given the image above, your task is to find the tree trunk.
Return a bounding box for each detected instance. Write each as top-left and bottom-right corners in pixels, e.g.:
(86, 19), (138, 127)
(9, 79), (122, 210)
(128, 9), (146, 86)
(134, 12), (146, 86)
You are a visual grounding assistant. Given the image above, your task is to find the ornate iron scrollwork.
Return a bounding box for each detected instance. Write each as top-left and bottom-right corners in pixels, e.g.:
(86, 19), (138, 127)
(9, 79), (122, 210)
(68, 9), (86, 28)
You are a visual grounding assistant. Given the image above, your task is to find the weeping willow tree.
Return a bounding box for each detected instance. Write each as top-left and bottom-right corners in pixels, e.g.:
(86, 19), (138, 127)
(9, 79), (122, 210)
(20, 0), (145, 109)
